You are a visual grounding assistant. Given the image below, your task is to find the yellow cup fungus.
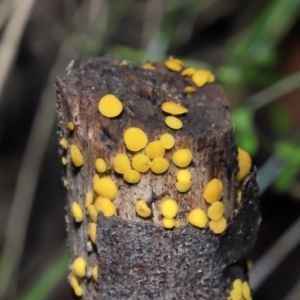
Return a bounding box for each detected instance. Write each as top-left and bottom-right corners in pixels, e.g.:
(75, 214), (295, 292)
(242, 281), (251, 300)
(61, 156), (67, 165)
(123, 169), (141, 184)
(135, 200), (151, 218)
(124, 127), (148, 151)
(175, 181), (192, 193)
(87, 205), (98, 223)
(71, 202), (83, 223)
(70, 144), (83, 167)
(233, 279), (243, 291)
(67, 121), (75, 131)
(236, 148), (252, 181)
(93, 174), (99, 185)
(113, 154), (131, 174)
(162, 102), (188, 115)
(207, 202), (224, 221)
(188, 208), (207, 228)
(181, 67), (196, 77)
(183, 86), (196, 93)
(203, 178), (223, 204)
(230, 287), (242, 300)
(173, 149), (193, 168)
(132, 153), (151, 173)
(161, 199), (178, 218)
(150, 157), (169, 174)
(165, 116), (183, 130)
(164, 58), (183, 72)
(145, 141), (165, 159)
(208, 217), (227, 234)
(94, 197), (116, 217)
(93, 177), (118, 200)
(176, 169), (191, 182)
(95, 158), (106, 173)
(63, 179), (68, 187)
(160, 133), (175, 149)
(60, 137), (68, 149)
(98, 94), (123, 118)
(162, 217), (175, 229)
(192, 70), (213, 87)
(92, 265), (98, 282)
(72, 257), (87, 278)
(69, 275), (83, 297)
(74, 285), (84, 297)
(142, 62), (155, 70)
(89, 223), (97, 245)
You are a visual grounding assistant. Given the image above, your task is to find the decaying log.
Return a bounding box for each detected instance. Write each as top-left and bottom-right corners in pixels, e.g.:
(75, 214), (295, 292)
(55, 55), (260, 300)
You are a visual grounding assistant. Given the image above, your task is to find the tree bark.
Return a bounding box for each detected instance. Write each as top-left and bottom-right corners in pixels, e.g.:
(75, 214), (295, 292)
(55, 55), (260, 300)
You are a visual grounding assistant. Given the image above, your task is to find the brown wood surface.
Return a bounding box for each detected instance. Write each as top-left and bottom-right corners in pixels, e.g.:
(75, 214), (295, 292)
(55, 55), (260, 300)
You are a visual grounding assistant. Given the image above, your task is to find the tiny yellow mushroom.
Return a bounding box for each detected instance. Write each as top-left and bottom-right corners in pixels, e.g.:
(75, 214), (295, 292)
(181, 67), (196, 77)
(207, 202), (224, 220)
(188, 208), (207, 228)
(192, 70), (210, 87)
(67, 121), (75, 131)
(93, 177), (118, 200)
(89, 223), (97, 245)
(123, 169), (141, 184)
(145, 141), (165, 159)
(120, 60), (128, 66)
(69, 274), (80, 290)
(165, 116), (183, 130)
(92, 265), (98, 282)
(135, 200), (151, 218)
(161, 199), (178, 218)
(203, 178), (223, 204)
(124, 127), (148, 151)
(236, 148), (252, 181)
(176, 169), (191, 182)
(150, 157), (169, 174)
(208, 217), (227, 234)
(98, 94), (123, 118)
(162, 102), (188, 115)
(70, 144), (83, 167)
(113, 154), (131, 174)
(229, 287), (242, 300)
(132, 154), (151, 173)
(72, 202), (83, 223)
(160, 133), (175, 149)
(164, 59), (183, 72)
(233, 279), (243, 291)
(74, 285), (84, 297)
(142, 62), (155, 70)
(173, 149), (193, 168)
(183, 86), (196, 93)
(95, 158), (106, 173)
(87, 204), (98, 223)
(207, 72), (215, 83)
(162, 217), (175, 229)
(175, 181), (192, 193)
(94, 197), (116, 217)
(242, 281), (251, 300)
(72, 257), (87, 278)
(60, 137), (68, 149)
(61, 156), (67, 165)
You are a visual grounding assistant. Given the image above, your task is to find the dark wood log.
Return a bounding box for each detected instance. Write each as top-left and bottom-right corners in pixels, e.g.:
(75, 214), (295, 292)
(55, 55), (260, 300)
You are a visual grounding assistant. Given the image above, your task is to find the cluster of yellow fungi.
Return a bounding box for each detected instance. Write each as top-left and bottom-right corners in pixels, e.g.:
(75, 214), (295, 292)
(227, 279), (252, 300)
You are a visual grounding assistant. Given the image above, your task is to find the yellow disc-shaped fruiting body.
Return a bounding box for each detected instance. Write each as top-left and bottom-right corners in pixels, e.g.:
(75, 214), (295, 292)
(192, 70), (214, 87)
(162, 102), (188, 115)
(71, 202), (83, 223)
(123, 169), (141, 184)
(98, 94), (123, 118)
(236, 148), (252, 181)
(150, 157), (169, 174)
(142, 62), (155, 70)
(89, 223), (97, 245)
(60, 137), (68, 149)
(69, 275), (80, 291)
(93, 177), (118, 200)
(132, 154), (151, 173)
(124, 127), (148, 151)
(176, 169), (191, 182)
(181, 67), (195, 77)
(164, 58), (183, 72)
(67, 121), (75, 131)
(165, 116), (182, 130)
(203, 178), (223, 204)
(94, 197), (116, 217)
(188, 208), (207, 228)
(113, 154), (131, 174)
(70, 144), (83, 167)
(135, 200), (151, 218)
(175, 181), (192, 193)
(162, 217), (175, 229)
(173, 149), (193, 168)
(207, 202), (224, 221)
(61, 156), (67, 165)
(161, 199), (178, 218)
(87, 205), (97, 223)
(74, 285), (84, 297)
(145, 141), (165, 159)
(92, 266), (98, 282)
(85, 191), (94, 208)
(230, 287), (242, 300)
(242, 281), (251, 300)
(183, 86), (196, 93)
(72, 257), (87, 278)
(95, 158), (106, 173)
(208, 217), (227, 234)
(160, 133), (175, 149)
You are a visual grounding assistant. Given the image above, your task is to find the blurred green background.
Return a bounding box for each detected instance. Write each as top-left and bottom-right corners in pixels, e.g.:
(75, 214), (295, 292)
(0, 0), (300, 299)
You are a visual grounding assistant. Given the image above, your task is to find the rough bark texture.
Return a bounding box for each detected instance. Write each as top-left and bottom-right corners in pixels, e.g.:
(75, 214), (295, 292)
(55, 54), (260, 300)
